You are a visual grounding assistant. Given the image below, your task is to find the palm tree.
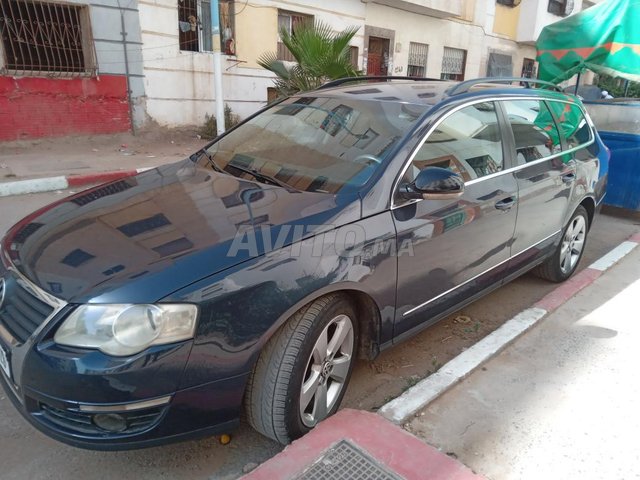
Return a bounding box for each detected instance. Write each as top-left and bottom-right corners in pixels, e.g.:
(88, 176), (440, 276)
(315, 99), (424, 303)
(258, 20), (361, 97)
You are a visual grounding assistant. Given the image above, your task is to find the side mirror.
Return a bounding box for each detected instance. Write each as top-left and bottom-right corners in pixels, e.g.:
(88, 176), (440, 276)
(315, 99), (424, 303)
(400, 166), (465, 200)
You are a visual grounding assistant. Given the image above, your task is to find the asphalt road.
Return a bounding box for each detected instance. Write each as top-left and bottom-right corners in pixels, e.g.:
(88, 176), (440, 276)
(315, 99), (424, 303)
(0, 190), (638, 480)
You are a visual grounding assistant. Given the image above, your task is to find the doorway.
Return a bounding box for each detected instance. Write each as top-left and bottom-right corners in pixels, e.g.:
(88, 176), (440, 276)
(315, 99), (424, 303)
(367, 36), (390, 76)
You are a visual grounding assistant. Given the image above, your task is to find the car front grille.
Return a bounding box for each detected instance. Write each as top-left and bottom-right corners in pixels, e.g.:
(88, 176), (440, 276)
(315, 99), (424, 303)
(0, 276), (55, 344)
(39, 403), (166, 436)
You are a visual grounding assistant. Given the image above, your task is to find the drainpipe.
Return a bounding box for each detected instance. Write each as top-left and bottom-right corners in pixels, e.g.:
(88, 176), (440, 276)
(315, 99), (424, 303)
(211, 0), (225, 135)
(119, 6), (136, 135)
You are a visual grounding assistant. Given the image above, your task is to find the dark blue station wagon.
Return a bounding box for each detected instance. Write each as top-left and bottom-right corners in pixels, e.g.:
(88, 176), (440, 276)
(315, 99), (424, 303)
(0, 77), (608, 449)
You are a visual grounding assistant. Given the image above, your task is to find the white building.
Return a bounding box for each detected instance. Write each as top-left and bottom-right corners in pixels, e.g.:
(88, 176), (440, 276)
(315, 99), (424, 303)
(136, 0), (594, 129)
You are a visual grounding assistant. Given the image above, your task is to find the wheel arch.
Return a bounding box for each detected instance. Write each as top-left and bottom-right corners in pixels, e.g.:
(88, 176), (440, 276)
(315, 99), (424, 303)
(252, 283), (384, 364)
(579, 195), (596, 230)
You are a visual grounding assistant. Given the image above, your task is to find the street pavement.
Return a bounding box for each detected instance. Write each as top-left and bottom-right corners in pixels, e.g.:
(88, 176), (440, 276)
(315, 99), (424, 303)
(408, 244), (640, 480)
(0, 131), (206, 182)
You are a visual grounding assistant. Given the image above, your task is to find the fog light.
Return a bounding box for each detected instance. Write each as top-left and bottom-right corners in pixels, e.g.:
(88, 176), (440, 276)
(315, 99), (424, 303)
(92, 413), (127, 433)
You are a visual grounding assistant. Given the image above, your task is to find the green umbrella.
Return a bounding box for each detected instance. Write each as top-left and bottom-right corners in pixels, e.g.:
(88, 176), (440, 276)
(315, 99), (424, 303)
(536, 0), (640, 84)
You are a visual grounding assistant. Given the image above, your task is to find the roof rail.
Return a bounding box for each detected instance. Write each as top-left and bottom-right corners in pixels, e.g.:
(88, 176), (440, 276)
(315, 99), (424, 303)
(447, 77), (562, 96)
(317, 76), (444, 90)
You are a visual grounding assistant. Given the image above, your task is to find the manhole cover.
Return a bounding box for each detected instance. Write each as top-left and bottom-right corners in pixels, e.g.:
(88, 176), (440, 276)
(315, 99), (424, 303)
(296, 440), (404, 480)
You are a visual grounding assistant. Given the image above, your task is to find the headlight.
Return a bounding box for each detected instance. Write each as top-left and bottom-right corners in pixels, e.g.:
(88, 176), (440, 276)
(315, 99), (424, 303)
(54, 304), (198, 356)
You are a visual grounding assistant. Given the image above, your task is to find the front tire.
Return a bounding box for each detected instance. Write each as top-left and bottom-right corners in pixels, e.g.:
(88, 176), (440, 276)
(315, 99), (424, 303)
(534, 205), (589, 282)
(245, 294), (357, 444)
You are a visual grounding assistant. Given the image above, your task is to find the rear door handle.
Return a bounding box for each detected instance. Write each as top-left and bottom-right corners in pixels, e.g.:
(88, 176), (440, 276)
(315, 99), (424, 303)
(495, 197), (516, 211)
(561, 172), (576, 184)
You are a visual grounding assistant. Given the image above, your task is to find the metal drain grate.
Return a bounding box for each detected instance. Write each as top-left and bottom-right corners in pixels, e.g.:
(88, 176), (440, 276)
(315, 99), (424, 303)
(296, 440), (404, 480)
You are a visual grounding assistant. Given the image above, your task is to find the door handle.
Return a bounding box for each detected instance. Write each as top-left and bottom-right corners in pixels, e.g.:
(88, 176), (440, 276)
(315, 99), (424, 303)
(495, 197), (516, 211)
(561, 172), (576, 184)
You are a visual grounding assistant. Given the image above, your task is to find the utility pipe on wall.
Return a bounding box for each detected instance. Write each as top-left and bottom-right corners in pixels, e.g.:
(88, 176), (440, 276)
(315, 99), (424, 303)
(210, 0), (225, 135)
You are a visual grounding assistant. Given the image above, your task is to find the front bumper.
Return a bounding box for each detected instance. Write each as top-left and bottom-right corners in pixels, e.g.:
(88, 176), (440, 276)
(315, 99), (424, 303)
(0, 369), (244, 450)
(0, 267), (245, 450)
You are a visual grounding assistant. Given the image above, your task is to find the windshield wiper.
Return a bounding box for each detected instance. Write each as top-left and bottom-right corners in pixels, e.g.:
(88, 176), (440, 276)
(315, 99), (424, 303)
(228, 162), (298, 191)
(196, 149), (225, 174)
(195, 149), (297, 191)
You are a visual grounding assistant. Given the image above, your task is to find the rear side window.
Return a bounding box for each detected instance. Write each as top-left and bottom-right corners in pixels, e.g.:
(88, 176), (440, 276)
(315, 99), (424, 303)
(502, 100), (562, 164)
(407, 102), (504, 183)
(547, 101), (592, 148)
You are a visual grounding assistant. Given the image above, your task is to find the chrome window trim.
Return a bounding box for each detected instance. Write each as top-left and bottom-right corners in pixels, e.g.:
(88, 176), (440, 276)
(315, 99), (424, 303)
(402, 229), (561, 316)
(545, 98), (594, 146)
(391, 95), (595, 209)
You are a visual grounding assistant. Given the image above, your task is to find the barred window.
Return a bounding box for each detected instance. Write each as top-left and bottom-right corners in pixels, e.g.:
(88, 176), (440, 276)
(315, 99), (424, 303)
(0, 0), (95, 76)
(407, 42), (428, 78)
(179, 0), (235, 55)
(441, 47), (466, 81)
(487, 52), (513, 77)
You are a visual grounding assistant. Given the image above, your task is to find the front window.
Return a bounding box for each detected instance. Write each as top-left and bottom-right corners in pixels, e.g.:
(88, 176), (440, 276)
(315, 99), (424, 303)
(277, 10), (313, 61)
(199, 97), (429, 193)
(404, 102), (504, 184)
(179, 0), (235, 54)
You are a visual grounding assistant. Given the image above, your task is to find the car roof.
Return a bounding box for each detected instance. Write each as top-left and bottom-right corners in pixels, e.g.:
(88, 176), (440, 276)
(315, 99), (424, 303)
(309, 78), (579, 107)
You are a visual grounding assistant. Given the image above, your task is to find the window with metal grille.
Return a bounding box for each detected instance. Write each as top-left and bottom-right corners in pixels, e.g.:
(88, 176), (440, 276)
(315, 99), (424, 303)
(0, 0), (95, 76)
(548, 0), (574, 16)
(487, 52), (513, 77)
(277, 10), (313, 61)
(440, 47), (466, 81)
(179, 0), (235, 54)
(407, 42), (428, 78)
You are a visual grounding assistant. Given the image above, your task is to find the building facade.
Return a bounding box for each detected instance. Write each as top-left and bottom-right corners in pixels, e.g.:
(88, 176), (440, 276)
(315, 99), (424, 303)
(0, 0), (596, 140)
(0, 0), (145, 141)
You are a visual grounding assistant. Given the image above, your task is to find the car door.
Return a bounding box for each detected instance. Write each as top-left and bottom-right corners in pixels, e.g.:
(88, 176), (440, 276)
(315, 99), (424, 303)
(392, 101), (518, 340)
(499, 99), (576, 271)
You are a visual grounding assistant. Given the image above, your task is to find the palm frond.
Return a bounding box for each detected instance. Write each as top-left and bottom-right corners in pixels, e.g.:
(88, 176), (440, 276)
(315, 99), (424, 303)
(259, 20), (362, 96)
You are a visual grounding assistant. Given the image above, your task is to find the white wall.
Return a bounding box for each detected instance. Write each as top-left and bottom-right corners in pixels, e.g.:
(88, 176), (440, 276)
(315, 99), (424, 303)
(365, 1), (536, 80)
(517, 0), (585, 44)
(139, 0), (366, 128)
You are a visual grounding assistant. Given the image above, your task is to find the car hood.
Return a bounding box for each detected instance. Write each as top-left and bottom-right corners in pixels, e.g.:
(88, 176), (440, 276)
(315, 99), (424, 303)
(1, 160), (361, 303)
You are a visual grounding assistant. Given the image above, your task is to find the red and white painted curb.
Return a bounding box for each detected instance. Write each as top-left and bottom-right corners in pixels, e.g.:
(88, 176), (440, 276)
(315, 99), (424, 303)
(242, 409), (483, 480)
(379, 231), (640, 424)
(0, 167), (155, 197)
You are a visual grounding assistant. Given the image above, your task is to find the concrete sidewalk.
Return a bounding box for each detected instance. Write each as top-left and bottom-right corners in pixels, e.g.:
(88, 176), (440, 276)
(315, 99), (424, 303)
(0, 130), (207, 195)
(408, 244), (640, 480)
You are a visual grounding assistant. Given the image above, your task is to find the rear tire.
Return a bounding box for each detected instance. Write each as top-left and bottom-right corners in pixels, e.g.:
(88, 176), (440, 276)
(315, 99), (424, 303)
(533, 206), (589, 283)
(244, 294), (357, 444)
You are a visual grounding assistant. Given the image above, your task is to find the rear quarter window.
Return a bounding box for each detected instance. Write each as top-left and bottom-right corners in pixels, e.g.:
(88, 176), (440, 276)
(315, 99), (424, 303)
(502, 99), (562, 164)
(547, 101), (593, 149)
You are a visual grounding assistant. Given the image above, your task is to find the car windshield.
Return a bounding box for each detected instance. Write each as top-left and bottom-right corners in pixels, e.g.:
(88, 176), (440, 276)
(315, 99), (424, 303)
(198, 96), (429, 194)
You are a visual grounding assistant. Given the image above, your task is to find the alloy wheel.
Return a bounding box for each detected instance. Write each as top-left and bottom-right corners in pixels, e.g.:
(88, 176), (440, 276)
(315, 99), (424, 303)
(299, 314), (354, 427)
(560, 215), (586, 274)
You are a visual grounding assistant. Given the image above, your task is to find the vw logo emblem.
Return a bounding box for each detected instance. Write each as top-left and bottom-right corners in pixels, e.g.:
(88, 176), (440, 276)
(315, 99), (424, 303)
(0, 278), (5, 309)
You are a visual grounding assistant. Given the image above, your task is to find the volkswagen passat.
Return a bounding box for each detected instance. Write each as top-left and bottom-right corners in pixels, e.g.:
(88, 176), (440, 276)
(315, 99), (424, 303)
(0, 77), (608, 449)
